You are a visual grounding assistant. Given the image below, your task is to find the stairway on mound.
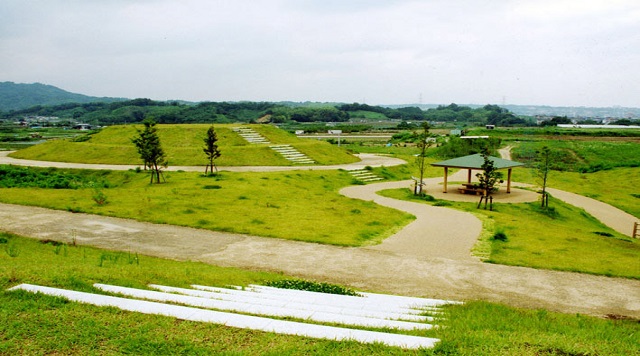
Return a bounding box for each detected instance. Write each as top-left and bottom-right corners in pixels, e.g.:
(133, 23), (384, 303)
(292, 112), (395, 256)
(232, 127), (315, 164)
(347, 169), (384, 183)
(232, 127), (270, 144)
(270, 144), (315, 164)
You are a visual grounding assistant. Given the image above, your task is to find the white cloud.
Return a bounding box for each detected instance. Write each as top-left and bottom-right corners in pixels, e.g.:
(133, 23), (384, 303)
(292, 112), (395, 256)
(1, 0), (639, 106)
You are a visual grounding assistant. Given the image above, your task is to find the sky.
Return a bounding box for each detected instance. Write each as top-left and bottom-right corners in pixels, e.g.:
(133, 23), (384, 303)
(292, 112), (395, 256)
(1, 0), (639, 107)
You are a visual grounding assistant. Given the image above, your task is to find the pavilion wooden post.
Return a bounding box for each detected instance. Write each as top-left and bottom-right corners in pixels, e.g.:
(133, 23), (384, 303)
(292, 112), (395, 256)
(507, 168), (513, 193)
(467, 169), (472, 184)
(443, 167), (448, 193)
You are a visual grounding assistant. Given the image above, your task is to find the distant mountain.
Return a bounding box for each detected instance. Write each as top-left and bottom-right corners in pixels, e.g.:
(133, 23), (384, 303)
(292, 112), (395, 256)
(0, 81), (126, 111)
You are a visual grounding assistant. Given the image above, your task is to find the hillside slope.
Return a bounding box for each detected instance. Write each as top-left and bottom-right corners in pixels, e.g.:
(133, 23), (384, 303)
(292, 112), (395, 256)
(9, 124), (359, 166)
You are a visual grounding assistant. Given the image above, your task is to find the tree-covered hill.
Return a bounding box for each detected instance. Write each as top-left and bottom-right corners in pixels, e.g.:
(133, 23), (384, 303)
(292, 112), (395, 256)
(0, 81), (125, 111)
(3, 96), (527, 127)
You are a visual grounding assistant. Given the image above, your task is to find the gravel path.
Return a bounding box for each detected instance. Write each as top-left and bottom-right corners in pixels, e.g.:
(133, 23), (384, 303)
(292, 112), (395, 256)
(1, 152), (639, 318)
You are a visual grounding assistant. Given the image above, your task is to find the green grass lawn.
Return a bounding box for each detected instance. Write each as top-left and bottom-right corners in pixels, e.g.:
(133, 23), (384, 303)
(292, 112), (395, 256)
(379, 189), (640, 279)
(513, 167), (640, 219)
(0, 166), (413, 246)
(10, 124), (359, 166)
(1, 232), (638, 355)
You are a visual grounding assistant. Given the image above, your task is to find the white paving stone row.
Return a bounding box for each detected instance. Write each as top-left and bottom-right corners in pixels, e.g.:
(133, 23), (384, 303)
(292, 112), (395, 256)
(269, 144), (315, 164)
(193, 285), (436, 318)
(9, 284), (440, 349)
(347, 169), (384, 182)
(93, 284), (431, 330)
(232, 127), (271, 144)
(150, 284), (431, 324)
(247, 285), (456, 311)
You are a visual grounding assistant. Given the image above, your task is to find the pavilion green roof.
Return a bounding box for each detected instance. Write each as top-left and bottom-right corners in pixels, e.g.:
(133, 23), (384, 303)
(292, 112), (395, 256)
(431, 153), (524, 169)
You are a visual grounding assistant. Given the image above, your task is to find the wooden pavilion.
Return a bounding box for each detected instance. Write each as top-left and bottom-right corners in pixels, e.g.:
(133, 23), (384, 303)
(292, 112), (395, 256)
(431, 153), (524, 193)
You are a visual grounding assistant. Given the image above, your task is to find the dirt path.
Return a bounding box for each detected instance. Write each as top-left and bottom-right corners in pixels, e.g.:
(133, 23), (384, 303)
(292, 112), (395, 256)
(497, 146), (638, 236)
(1, 202), (638, 318)
(0, 151), (405, 172)
(1, 152), (639, 317)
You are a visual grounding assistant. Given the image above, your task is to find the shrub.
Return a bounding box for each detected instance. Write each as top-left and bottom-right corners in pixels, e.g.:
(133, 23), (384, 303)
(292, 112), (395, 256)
(492, 229), (508, 241)
(266, 279), (361, 297)
(92, 188), (109, 206)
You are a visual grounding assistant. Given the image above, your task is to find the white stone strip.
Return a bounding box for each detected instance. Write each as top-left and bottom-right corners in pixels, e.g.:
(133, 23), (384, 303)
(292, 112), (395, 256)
(360, 292), (463, 308)
(151, 284), (430, 324)
(197, 285), (435, 317)
(9, 284), (440, 349)
(95, 284), (431, 330)
(248, 285), (454, 310)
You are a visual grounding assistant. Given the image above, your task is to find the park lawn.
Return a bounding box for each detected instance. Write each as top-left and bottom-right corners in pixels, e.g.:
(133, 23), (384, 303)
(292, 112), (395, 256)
(342, 143), (443, 181)
(1, 232), (638, 355)
(10, 124), (358, 166)
(513, 167), (640, 219)
(0, 168), (413, 246)
(378, 189), (640, 279)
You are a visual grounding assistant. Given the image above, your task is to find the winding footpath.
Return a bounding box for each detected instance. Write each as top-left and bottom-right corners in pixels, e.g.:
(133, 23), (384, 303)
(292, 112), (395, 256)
(1, 151), (639, 318)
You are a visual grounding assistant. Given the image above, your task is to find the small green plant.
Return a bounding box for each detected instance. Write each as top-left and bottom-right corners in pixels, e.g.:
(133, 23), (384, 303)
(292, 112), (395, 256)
(92, 188), (109, 206)
(0, 237), (8, 244)
(4, 243), (20, 257)
(434, 200), (452, 207)
(266, 279), (362, 297)
(492, 229), (508, 242)
(203, 185), (222, 189)
(53, 243), (67, 256)
(423, 194), (436, 202)
(533, 205), (560, 219)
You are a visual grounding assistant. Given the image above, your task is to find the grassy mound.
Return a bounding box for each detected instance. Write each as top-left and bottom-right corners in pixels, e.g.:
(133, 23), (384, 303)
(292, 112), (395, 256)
(10, 124), (359, 166)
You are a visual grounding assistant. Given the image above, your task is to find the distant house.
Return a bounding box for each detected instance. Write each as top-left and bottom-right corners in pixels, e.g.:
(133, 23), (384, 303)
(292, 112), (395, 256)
(485, 125), (495, 129)
(74, 124), (91, 130)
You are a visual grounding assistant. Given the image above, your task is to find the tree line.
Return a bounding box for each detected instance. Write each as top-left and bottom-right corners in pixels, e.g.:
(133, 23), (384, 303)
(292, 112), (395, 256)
(1, 99), (533, 127)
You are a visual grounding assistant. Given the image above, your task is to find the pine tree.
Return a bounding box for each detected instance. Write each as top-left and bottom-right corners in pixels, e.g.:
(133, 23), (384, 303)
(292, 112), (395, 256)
(132, 119), (167, 183)
(203, 125), (221, 175)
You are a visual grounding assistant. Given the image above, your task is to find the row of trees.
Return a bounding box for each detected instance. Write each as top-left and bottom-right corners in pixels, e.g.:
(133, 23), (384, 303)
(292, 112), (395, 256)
(4, 99), (537, 127)
(131, 119), (221, 183)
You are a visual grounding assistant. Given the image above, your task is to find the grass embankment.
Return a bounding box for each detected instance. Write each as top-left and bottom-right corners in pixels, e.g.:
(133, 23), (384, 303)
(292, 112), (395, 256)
(0, 166), (412, 246)
(10, 124), (359, 166)
(379, 189), (640, 279)
(1, 232), (638, 355)
(510, 140), (640, 218)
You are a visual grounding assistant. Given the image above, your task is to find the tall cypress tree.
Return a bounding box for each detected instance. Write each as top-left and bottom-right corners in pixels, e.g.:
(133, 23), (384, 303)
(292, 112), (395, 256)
(203, 125), (221, 175)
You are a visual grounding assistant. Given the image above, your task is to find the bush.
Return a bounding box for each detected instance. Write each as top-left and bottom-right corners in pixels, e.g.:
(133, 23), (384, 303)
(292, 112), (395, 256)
(492, 230), (508, 241)
(0, 165), (110, 189)
(265, 279), (361, 297)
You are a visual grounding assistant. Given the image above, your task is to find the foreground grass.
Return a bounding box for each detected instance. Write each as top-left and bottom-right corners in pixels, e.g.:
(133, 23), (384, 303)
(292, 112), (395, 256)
(0, 167), (413, 246)
(1, 232), (638, 355)
(379, 189), (640, 279)
(10, 124), (359, 166)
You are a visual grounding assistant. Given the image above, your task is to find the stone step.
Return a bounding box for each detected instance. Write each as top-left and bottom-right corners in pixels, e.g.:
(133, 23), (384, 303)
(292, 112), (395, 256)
(9, 284), (439, 349)
(153, 285), (430, 321)
(92, 284), (433, 330)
